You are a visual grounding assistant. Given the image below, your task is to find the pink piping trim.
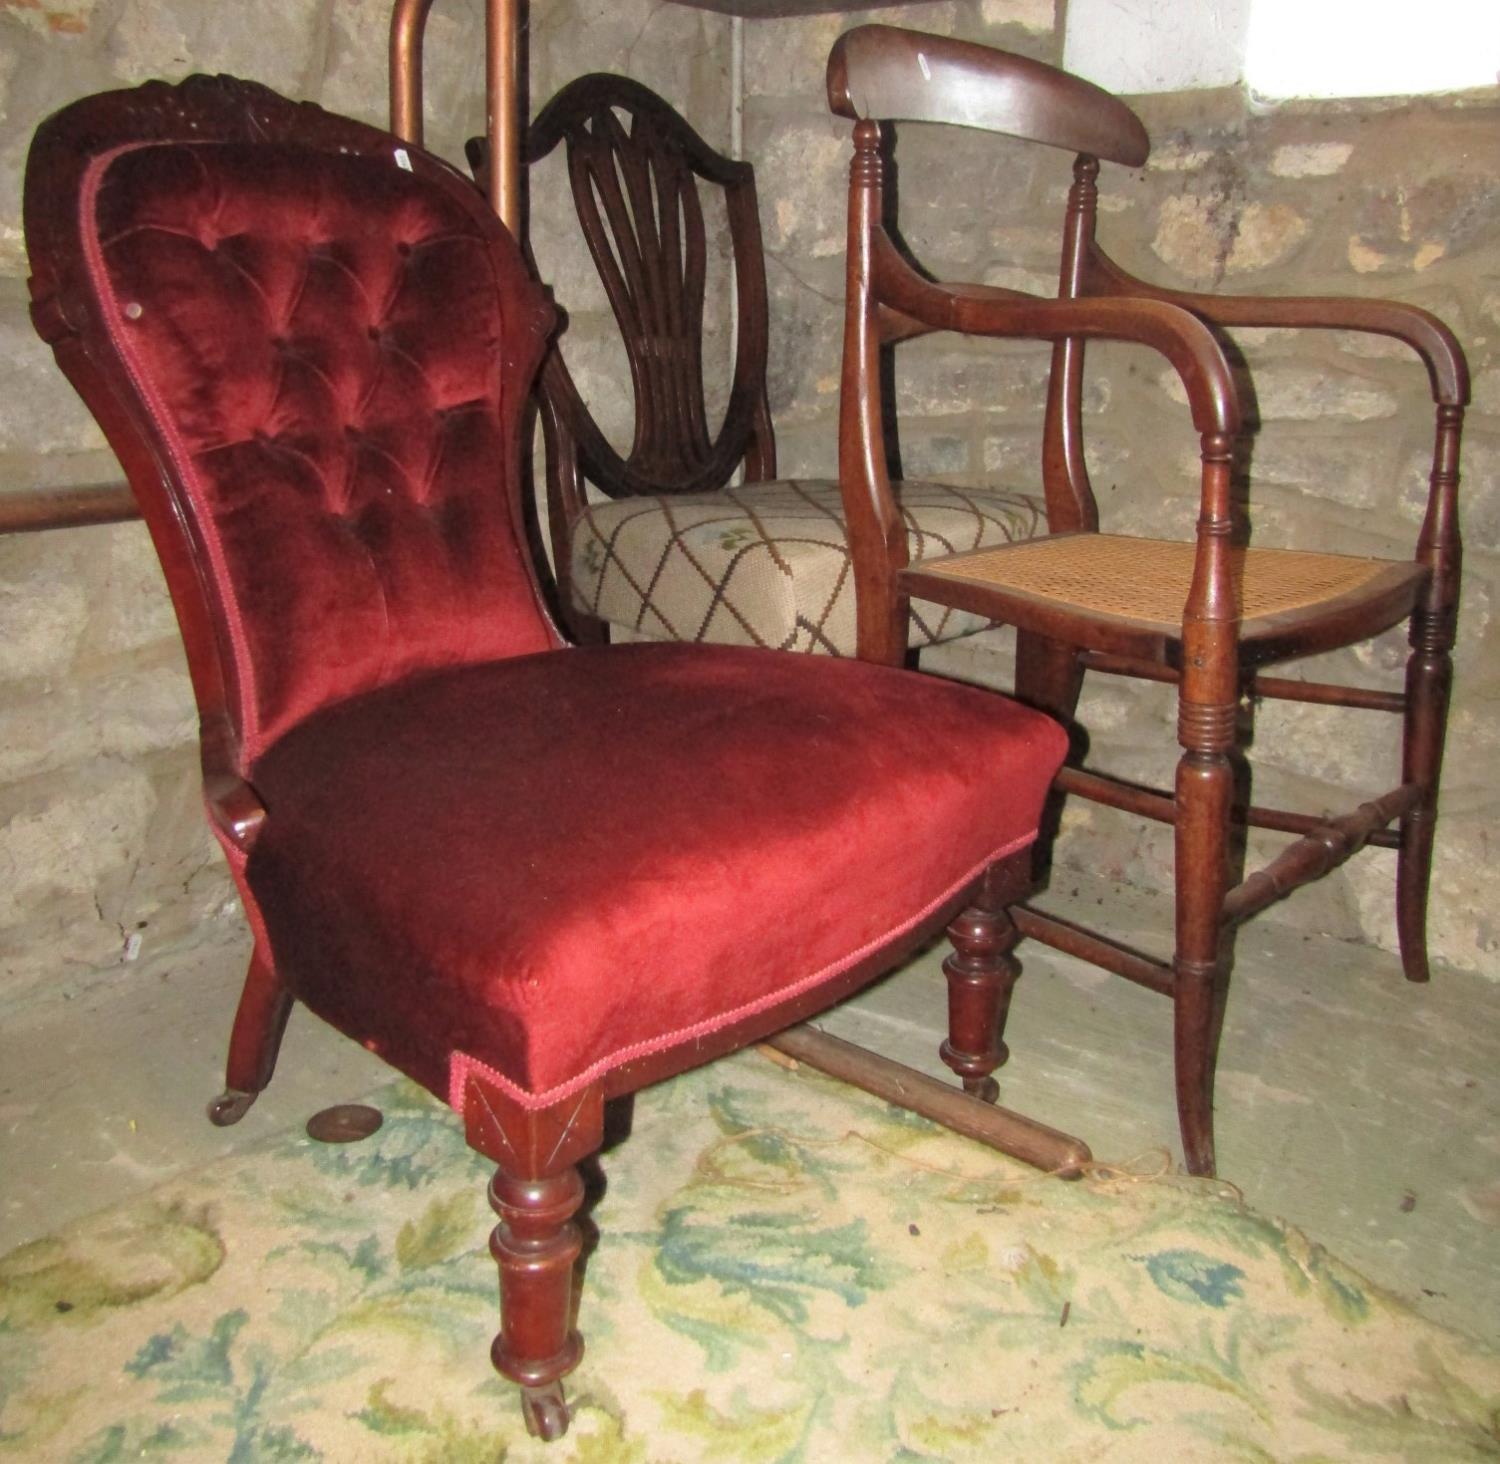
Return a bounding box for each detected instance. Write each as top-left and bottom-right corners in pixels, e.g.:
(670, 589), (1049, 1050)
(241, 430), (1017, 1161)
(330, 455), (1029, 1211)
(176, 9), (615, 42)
(80, 144), (265, 761)
(448, 828), (1037, 1113)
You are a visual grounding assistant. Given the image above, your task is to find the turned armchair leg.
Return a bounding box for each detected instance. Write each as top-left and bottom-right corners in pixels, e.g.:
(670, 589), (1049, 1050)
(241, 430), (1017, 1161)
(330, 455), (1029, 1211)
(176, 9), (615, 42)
(489, 1167), (587, 1441)
(1172, 711), (1237, 1180)
(1397, 606), (1454, 985)
(209, 942), (293, 1126)
(1173, 963), (1219, 1178)
(940, 864), (1025, 1105)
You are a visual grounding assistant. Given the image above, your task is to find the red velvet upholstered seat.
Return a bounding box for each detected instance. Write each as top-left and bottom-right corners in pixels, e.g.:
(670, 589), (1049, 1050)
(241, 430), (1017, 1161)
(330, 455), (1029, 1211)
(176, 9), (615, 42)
(248, 643), (1060, 1108)
(24, 76), (1066, 1442)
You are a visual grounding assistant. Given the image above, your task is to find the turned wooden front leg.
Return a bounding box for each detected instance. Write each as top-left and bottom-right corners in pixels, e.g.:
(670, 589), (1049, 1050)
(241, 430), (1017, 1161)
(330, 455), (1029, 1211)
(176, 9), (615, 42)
(462, 1076), (604, 1443)
(940, 870), (1024, 1105)
(1172, 430), (1240, 1180)
(489, 1168), (586, 1400)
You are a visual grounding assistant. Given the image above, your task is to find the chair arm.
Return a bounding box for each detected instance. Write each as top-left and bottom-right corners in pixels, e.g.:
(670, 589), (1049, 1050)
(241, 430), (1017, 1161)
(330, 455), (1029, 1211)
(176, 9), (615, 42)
(1084, 248), (1469, 406)
(201, 715), (266, 853)
(874, 245), (1241, 438)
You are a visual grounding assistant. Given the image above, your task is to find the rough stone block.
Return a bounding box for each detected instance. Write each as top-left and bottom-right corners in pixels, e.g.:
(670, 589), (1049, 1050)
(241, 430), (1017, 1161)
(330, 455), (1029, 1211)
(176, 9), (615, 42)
(1241, 433), (1397, 512)
(979, 0), (1055, 33)
(0, 302), (108, 457)
(981, 429), (1032, 478)
(755, 121), (847, 259)
(89, 522), (180, 657)
(107, 0), (331, 97)
(1159, 361), (1397, 422)
(1352, 168), (1500, 269)
(0, 535), (91, 681)
(1, 0), (103, 37)
(553, 317), (635, 456)
(1151, 195), (1308, 282)
(764, 273), (840, 425)
(900, 432), (969, 478)
(1269, 142), (1353, 178)
(1472, 367), (1500, 418)
(0, 762), (156, 928)
(0, 663), (193, 784)
(896, 345), (1051, 419)
(531, 0), (728, 141)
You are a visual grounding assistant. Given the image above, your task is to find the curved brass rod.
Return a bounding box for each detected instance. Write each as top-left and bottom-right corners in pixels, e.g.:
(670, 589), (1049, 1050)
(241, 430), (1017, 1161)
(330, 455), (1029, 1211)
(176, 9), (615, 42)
(390, 0), (522, 231)
(389, 0), (435, 144)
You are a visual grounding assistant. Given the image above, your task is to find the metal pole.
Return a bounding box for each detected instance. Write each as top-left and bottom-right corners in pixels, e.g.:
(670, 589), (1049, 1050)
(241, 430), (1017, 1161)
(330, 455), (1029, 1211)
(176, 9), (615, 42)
(486, 0), (523, 229)
(389, 0), (435, 143)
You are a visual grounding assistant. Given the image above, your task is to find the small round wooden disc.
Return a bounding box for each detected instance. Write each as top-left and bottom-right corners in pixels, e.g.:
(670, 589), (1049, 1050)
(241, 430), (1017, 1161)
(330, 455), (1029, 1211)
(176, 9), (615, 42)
(305, 1103), (384, 1143)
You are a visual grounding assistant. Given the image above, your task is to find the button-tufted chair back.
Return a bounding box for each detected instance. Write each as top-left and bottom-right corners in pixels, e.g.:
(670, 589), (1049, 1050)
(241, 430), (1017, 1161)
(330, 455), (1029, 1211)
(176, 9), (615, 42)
(26, 76), (559, 763)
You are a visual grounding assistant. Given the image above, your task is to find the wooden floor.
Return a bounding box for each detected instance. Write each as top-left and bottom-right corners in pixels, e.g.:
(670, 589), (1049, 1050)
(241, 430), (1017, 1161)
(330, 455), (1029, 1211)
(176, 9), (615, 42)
(2, 873), (1497, 1345)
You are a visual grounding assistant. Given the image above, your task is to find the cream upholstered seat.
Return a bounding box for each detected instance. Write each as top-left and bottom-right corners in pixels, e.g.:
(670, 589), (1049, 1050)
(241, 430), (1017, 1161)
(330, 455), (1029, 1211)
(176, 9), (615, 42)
(570, 476), (1043, 652)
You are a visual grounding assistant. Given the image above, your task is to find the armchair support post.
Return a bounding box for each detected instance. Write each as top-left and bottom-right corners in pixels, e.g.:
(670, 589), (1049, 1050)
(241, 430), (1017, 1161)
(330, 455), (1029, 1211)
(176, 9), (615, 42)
(842, 118), (910, 667)
(1040, 154), (1100, 534)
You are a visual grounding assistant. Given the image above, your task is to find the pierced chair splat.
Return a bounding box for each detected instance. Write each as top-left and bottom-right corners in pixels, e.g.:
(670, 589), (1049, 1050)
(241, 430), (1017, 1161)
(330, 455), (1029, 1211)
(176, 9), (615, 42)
(828, 24), (1468, 1178)
(471, 72), (1047, 655)
(24, 75), (1069, 1439)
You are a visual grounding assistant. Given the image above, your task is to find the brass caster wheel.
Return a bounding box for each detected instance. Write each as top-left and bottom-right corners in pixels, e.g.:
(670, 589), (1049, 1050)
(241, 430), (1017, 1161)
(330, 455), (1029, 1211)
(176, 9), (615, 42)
(207, 1089), (258, 1126)
(520, 1382), (570, 1441)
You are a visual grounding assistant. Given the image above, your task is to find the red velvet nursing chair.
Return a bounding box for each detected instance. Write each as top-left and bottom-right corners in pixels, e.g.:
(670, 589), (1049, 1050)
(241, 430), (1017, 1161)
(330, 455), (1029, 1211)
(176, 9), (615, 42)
(23, 77), (1067, 1439)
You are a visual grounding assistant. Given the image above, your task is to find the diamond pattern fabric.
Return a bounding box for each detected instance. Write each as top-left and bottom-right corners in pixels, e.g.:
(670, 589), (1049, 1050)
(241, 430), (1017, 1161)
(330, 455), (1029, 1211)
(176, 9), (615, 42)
(570, 478), (1046, 653)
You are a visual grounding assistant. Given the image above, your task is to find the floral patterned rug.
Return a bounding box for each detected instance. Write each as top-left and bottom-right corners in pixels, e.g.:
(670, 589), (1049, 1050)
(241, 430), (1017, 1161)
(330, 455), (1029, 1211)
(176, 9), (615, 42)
(2, 1049), (1497, 1462)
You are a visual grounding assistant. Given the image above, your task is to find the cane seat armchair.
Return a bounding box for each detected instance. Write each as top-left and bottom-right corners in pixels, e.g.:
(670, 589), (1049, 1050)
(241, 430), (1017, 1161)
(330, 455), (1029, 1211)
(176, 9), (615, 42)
(829, 25), (1468, 1177)
(24, 75), (1069, 1438)
(470, 72), (1046, 654)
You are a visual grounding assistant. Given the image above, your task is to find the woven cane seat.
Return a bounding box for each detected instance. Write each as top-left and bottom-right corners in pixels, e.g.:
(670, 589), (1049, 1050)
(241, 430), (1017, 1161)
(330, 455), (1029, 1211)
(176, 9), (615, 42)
(570, 478), (1045, 654)
(905, 534), (1428, 648)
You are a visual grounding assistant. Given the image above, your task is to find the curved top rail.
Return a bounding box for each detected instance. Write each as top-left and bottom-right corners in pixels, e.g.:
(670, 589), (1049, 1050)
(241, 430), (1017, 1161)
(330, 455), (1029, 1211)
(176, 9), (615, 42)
(827, 24), (1149, 167)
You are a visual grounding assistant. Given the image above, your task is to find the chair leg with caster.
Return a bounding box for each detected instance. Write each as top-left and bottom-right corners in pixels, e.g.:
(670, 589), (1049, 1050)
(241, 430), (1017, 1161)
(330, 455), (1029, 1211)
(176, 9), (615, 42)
(209, 944), (293, 1126)
(489, 1166), (587, 1441)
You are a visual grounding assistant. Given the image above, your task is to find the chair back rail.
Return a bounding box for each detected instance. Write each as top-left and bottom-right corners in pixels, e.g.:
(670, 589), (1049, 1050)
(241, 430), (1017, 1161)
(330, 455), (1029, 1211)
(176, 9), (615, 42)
(827, 23), (1149, 165)
(473, 73), (775, 505)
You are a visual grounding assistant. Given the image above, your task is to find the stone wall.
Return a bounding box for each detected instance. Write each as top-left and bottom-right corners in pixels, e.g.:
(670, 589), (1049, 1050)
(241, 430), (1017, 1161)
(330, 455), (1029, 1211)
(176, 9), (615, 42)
(742, 1), (1499, 975)
(0, 0), (731, 1016)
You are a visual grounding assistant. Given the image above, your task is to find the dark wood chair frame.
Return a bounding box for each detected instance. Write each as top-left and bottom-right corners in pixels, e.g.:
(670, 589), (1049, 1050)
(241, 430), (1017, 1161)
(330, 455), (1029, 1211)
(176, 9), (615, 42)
(829, 25), (1468, 1177)
(25, 73), (1086, 1440)
(469, 72), (776, 643)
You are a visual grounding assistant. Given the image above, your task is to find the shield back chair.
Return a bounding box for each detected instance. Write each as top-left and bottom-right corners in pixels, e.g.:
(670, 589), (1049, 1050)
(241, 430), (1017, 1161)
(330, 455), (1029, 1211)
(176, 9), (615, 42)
(25, 75), (1070, 1440)
(468, 72), (1048, 655)
(829, 25), (1467, 1179)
